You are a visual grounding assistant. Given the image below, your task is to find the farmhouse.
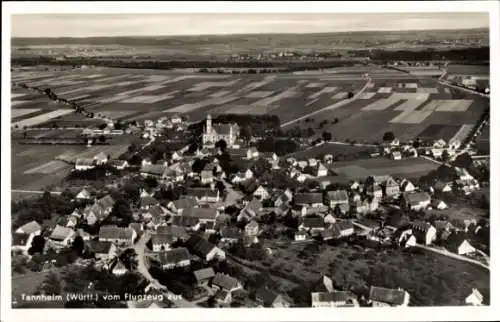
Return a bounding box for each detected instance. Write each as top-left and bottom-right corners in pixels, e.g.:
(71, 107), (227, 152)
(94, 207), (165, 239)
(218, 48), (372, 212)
(182, 207), (219, 224)
(256, 287), (291, 308)
(193, 267), (216, 286)
(76, 188), (93, 200)
(326, 190), (349, 214)
(167, 197), (198, 215)
(75, 158), (95, 171)
(170, 216), (200, 230)
(158, 248), (191, 269)
(401, 191), (431, 211)
(311, 292), (359, 308)
(15, 221), (42, 236)
(140, 164), (167, 179)
(299, 216), (325, 232)
(99, 225), (136, 246)
(238, 197), (263, 222)
(186, 188), (220, 203)
(186, 235), (226, 261)
(220, 227), (242, 244)
(93, 152), (109, 165)
(245, 220), (259, 237)
(465, 289), (484, 306)
(86, 240), (117, 261)
(330, 220), (355, 239)
(212, 273), (243, 293)
(433, 181), (452, 193)
(156, 225), (190, 242)
(391, 151), (402, 160)
(400, 179), (416, 192)
(12, 233), (35, 254)
(202, 114), (240, 149)
(253, 185), (270, 200)
(384, 177), (400, 198)
(369, 286), (410, 307)
(109, 159), (128, 170)
(151, 234), (174, 252)
(49, 225), (75, 247)
(411, 221), (437, 245)
(294, 193), (324, 207)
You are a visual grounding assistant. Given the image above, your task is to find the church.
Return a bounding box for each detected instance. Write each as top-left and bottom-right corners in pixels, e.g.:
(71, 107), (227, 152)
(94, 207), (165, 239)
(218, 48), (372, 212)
(202, 114), (240, 148)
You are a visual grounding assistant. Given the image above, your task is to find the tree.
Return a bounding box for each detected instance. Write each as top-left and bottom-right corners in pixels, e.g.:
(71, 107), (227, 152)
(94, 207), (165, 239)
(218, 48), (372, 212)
(215, 139), (227, 151)
(382, 132), (395, 142)
(37, 272), (62, 295)
(119, 248), (138, 271)
(453, 153), (473, 169)
(98, 135), (106, 143)
(28, 235), (46, 255)
(109, 198), (133, 226)
(322, 132), (332, 142)
(347, 92), (354, 99)
(72, 235), (85, 256)
(144, 176), (159, 189)
(441, 149), (450, 162)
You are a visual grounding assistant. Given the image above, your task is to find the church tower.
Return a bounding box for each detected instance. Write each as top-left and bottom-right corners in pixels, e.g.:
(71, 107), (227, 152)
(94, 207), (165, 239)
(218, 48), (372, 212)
(206, 114), (212, 134)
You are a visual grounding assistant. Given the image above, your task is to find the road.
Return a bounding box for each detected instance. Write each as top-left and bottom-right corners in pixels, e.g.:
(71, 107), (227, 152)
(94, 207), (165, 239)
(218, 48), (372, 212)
(414, 244), (489, 270)
(132, 231), (198, 308)
(11, 189), (62, 195)
(280, 77), (372, 128)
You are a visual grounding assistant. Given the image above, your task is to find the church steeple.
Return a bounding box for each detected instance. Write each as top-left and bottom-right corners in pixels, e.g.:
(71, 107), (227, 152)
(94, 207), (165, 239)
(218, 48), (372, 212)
(206, 114), (212, 134)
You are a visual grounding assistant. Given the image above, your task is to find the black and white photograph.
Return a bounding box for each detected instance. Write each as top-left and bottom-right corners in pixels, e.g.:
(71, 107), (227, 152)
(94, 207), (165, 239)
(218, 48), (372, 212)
(1, 1), (498, 321)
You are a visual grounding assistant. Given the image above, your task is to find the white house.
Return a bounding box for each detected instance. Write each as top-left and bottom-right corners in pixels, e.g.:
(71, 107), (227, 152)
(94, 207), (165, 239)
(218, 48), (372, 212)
(75, 158), (95, 171)
(246, 147), (259, 160)
(295, 230), (308, 241)
(391, 151), (402, 160)
(76, 188), (92, 200)
(317, 163), (328, 177)
(244, 169), (254, 180)
(455, 240), (477, 255)
(253, 185), (270, 200)
(93, 152), (109, 165)
(411, 222), (437, 245)
(400, 179), (416, 193)
(465, 289), (484, 306)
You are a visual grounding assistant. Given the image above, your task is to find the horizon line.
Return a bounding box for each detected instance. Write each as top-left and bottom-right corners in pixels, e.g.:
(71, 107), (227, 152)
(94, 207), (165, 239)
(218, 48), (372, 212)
(11, 26), (489, 39)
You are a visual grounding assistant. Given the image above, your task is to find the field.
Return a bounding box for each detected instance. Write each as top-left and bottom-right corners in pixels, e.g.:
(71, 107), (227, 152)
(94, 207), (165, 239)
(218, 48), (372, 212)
(288, 142), (376, 159)
(330, 157), (440, 180)
(262, 242), (489, 306)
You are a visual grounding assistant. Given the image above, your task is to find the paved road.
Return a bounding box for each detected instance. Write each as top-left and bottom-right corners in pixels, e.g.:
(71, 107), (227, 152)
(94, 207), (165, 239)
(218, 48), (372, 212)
(11, 189), (62, 195)
(280, 77), (372, 128)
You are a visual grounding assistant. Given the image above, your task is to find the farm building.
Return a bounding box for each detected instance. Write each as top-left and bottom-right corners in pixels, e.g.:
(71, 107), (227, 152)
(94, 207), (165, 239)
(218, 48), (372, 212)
(311, 291), (359, 308)
(401, 191), (431, 211)
(368, 286), (410, 307)
(158, 248), (191, 269)
(465, 289), (484, 306)
(410, 221), (437, 245)
(256, 287), (291, 308)
(99, 225), (136, 246)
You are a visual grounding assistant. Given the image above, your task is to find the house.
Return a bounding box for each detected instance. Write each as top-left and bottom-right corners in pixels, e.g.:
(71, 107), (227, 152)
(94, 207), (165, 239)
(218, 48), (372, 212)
(330, 220), (355, 238)
(400, 179), (415, 193)
(143, 204), (168, 221)
(326, 190), (349, 213)
(156, 225), (190, 242)
(431, 199), (448, 210)
(433, 181), (452, 193)
(220, 227), (241, 244)
(11, 233), (35, 254)
(391, 151), (402, 160)
(411, 221), (437, 245)
(110, 259), (128, 276)
(253, 185), (270, 200)
(431, 148), (443, 159)
(246, 147), (259, 160)
(295, 230), (308, 241)
(384, 177), (400, 198)
(75, 158), (95, 171)
(140, 196), (159, 210)
(294, 193), (324, 207)
(93, 152), (109, 165)
(245, 220), (259, 237)
(311, 291), (359, 308)
(170, 216), (200, 230)
(158, 247), (191, 269)
(202, 114), (240, 148)
(317, 163), (328, 177)
(445, 235), (476, 255)
(97, 195), (115, 214)
(313, 275), (336, 293)
(193, 267), (216, 286)
(401, 191), (431, 211)
(186, 188), (220, 203)
(56, 215), (78, 229)
(323, 214), (336, 225)
(182, 207), (219, 224)
(75, 188), (92, 200)
(49, 225), (75, 247)
(366, 183), (383, 199)
(151, 234), (174, 252)
(465, 289), (484, 306)
(99, 225), (137, 246)
(186, 235), (226, 261)
(200, 170), (214, 184)
(299, 216), (325, 233)
(140, 164), (167, 179)
(86, 240), (117, 261)
(350, 181), (361, 191)
(15, 221), (42, 236)
(238, 197), (263, 222)
(167, 197), (198, 215)
(456, 167), (474, 181)
(109, 159), (129, 170)
(212, 273), (242, 292)
(256, 287), (290, 308)
(434, 220), (453, 234)
(368, 286), (410, 307)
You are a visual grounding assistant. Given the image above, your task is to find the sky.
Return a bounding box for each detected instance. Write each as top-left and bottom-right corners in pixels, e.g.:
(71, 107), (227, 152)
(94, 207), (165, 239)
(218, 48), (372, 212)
(11, 12), (489, 38)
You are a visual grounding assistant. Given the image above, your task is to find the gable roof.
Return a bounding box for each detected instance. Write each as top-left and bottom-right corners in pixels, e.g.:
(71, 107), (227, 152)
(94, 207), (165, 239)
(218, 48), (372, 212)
(186, 235), (216, 256)
(171, 216), (200, 228)
(12, 233), (31, 247)
(140, 196), (158, 208)
(158, 247), (191, 265)
(245, 220), (259, 230)
(369, 286), (407, 306)
(220, 227), (242, 240)
(140, 164), (167, 176)
(98, 195), (115, 209)
(403, 191), (431, 205)
(186, 188), (218, 199)
(147, 205), (166, 218)
(49, 225), (74, 241)
(193, 267), (216, 282)
(86, 240), (114, 254)
(151, 234), (174, 246)
(171, 197), (198, 210)
(294, 192), (323, 205)
(156, 225), (190, 240)
(99, 225), (135, 240)
(17, 221), (42, 234)
(212, 273), (240, 290)
(312, 291), (351, 303)
(326, 190), (349, 202)
(182, 207), (218, 221)
(301, 216), (325, 229)
(256, 287), (280, 305)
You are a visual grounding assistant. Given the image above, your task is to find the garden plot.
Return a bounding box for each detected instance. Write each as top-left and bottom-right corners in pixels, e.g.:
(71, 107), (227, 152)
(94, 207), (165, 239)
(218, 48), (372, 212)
(49, 79), (86, 87)
(24, 160), (68, 175)
(12, 109), (74, 128)
(97, 110), (138, 119)
(189, 79), (240, 92)
(309, 87), (338, 100)
(332, 92), (348, 99)
(11, 93), (29, 99)
(420, 100), (443, 112)
(244, 91), (274, 99)
(28, 74), (76, 87)
(252, 89), (298, 106)
(144, 75), (170, 82)
(11, 108), (41, 119)
(394, 99), (427, 112)
(435, 100), (473, 112)
(359, 92), (376, 99)
(361, 97), (401, 111)
(11, 101), (31, 108)
(390, 93), (430, 101)
(238, 76), (277, 93)
(67, 94), (91, 101)
(417, 87), (439, 94)
(113, 84), (168, 99)
(83, 74), (105, 79)
(405, 83), (418, 88)
(366, 83), (375, 89)
(56, 144), (129, 163)
(389, 110), (433, 124)
(377, 87), (392, 93)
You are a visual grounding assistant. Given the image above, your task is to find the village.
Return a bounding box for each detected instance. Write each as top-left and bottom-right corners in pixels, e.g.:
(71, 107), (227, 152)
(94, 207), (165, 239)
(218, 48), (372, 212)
(11, 112), (490, 309)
